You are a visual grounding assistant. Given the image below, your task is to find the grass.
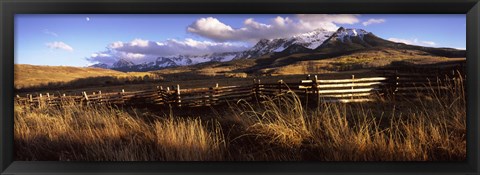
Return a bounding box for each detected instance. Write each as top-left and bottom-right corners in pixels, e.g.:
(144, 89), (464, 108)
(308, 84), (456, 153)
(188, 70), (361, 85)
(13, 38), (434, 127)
(14, 75), (466, 161)
(223, 75), (465, 161)
(15, 64), (160, 90)
(269, 48), (464, 74)
(14, 102), (226, 161)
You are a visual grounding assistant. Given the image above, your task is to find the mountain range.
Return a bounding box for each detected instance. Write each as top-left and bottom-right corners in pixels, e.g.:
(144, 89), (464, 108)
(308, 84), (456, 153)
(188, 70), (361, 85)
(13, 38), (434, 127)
(91, 27), (465, 72)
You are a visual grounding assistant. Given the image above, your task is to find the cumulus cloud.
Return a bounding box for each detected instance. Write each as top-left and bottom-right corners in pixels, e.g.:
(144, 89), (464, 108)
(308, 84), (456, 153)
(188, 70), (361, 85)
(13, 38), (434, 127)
(86, 38), (248, 65)
(46, 41), (74, 52)
(187, 14), (360, 42)
(388, 38), (436, 47)
(362, 18), (385, 26)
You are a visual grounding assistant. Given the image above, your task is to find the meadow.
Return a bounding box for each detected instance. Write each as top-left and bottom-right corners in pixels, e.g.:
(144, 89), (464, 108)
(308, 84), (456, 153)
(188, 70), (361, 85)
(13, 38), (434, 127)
(14, 75), (466, 161)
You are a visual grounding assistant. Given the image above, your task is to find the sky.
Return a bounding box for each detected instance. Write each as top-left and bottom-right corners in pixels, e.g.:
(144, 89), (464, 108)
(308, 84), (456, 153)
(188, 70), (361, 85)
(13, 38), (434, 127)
(15, 14), (466, 67)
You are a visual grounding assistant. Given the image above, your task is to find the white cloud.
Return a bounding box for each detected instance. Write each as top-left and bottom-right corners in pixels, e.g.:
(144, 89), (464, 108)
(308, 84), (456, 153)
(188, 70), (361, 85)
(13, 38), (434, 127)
(46, 41), (74, 52)
(43, 29), (58, 37)
(87, 38), (248, 65)
(130, 38), (149, 47)
(297, 14), (360, 26)
(388, 38), (436, 47)
(362, 18), (385, 26)
(187, 14), (360, 42)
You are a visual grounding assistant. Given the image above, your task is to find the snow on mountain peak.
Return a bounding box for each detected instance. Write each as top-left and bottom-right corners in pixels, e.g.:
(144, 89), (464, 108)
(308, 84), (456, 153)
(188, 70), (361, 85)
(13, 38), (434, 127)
(233, 28), (335, 59)
(113, 58), (135, 68)
(98, 27), (377, 71)
(291, 28), (333, 49)
(334, 27), (370, 42)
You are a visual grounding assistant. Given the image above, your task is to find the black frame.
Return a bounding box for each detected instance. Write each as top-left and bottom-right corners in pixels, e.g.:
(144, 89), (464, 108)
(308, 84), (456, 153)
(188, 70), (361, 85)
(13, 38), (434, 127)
(1, 0), (479, 174)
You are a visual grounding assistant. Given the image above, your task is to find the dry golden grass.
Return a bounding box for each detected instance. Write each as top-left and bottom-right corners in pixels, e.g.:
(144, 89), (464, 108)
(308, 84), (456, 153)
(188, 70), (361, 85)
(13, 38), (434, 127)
(226, 76), (466, 161)
(14, 75), (466, 161)
(270, 49), (464, 75)
(15, 64), (158, 89)
(14, 102), (225, 161)
(152, 59), (255, 77)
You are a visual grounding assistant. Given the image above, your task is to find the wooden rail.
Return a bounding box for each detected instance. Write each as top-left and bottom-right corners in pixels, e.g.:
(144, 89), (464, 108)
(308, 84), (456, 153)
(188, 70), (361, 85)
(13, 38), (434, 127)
(16, 69), (465, 108)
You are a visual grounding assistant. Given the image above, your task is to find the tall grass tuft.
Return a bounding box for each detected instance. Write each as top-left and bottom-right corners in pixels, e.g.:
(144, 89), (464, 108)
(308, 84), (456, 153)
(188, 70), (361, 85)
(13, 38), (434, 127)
(227, 76), (466, 161)
(14, 102), (226, 161)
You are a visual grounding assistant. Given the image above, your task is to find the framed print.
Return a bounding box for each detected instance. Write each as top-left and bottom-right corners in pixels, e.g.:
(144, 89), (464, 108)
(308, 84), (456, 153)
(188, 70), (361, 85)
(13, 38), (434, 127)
(1, 0), (479, 174)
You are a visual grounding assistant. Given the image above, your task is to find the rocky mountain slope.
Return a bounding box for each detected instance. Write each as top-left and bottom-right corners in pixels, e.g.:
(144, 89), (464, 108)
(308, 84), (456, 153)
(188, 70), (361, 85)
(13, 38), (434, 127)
(91, 27), (465, 72)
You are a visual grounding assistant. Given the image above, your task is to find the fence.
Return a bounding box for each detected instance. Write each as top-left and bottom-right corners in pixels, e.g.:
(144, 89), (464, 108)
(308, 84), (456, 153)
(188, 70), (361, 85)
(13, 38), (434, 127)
(15, 70), (465, 108)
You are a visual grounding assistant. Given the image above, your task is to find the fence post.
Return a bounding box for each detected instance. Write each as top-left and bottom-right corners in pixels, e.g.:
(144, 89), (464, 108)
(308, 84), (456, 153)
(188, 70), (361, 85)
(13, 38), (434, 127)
(46, 93), (51, 106)
(351, 75), (355, 100)
(258, 79), (262, 96)
(214, 83), (219, 105)
(120, 89), (125, 104)
(314, 75), (319, 106)
(15, 95), (20, 105)
(252, 79), (258, 101)
(451, 69), (456, 83)
(83, 91), (89, 105)
(39, 93), (43, 108)
(164, 87), (170, 105)
(305, 74), (310, 106)
(278, 79), (283, 95)
(98, 91), (103, 103)
(176, 84), (181, 107)
(209, 86), (214, 106)
(29, 94), (33, 103)
(392, 70), (398, 102)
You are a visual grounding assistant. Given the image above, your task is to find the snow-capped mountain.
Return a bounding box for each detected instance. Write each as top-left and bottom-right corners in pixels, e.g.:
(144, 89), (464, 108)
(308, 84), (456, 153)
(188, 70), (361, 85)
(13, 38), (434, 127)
(98, 52), (241, 71)
(315, 27), (393, 53)
(113, 59), (135, 68)
(333, 27), (370, 42)
(154, 52), (239, 68)
(233, 28), (334, 59)
(91, 27), (462, 72)
(90, 28), (367, 71)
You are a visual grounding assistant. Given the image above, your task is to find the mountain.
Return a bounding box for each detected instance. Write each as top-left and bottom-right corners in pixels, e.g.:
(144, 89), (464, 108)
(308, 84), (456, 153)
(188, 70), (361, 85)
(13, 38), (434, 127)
(89, 63), (110, 69)
(239, 27), (466, 74)
(234, 28), (333, 59)
(90, 28), (353, 72)
(113, 59), (135, 68)
(102, 52), (240, 72)
(315, 27), (465, 58)
(91, 27), (465, 72)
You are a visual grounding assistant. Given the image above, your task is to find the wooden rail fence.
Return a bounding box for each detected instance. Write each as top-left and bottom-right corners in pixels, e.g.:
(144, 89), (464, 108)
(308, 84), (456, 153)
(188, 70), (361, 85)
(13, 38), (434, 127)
(16, 70), (465, 108)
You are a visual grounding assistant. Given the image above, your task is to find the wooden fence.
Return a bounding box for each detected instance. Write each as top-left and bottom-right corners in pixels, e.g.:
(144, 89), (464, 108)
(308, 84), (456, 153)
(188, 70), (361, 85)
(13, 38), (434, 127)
(15, 70), (465, 108)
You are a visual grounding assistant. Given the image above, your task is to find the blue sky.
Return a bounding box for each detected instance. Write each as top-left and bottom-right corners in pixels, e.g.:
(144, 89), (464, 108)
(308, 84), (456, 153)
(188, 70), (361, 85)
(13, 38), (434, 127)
(15, 14), (466, 67)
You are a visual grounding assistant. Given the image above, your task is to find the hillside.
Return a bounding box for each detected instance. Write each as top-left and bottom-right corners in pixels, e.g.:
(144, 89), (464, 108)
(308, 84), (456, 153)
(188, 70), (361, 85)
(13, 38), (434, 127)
(266, 48), (465, 75)
(14, 64), (159, 89)
(92, 27), (465, 77)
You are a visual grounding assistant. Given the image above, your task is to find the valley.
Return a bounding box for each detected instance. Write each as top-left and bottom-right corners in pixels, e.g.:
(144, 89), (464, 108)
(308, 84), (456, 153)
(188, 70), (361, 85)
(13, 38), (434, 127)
(14, 25), (467, 161)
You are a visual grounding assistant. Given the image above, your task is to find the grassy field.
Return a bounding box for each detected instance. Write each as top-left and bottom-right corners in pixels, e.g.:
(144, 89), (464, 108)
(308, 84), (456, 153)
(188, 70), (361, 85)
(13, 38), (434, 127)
(268, 48), (465, 75)
(14, 76), (466, 161)
(14, 53), (464, 96)
(14, 64), (161, 90)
